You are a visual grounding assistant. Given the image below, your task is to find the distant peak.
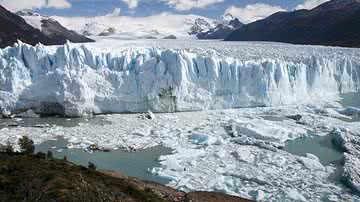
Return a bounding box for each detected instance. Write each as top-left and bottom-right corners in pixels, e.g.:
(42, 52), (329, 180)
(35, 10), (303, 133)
(16, 10), (47, 17)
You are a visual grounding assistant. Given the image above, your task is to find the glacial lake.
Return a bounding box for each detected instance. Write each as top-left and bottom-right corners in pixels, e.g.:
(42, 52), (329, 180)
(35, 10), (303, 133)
(35, 137), (173, 185)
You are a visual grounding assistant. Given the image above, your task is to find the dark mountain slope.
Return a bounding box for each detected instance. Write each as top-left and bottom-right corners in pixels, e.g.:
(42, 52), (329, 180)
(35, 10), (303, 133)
(0, 5), (52, 48)
(0, 5), (94, 48)
(225, 0), (360, 48)
(40, 18), (95, 44)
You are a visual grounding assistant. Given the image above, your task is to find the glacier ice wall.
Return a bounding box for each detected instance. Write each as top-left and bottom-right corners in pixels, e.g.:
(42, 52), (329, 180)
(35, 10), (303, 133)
(0, 41), (359, 117)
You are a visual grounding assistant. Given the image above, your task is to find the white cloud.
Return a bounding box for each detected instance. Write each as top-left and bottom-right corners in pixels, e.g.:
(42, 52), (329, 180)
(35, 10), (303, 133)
(0, 0), (71, 11)
(295, 0), (330, 10)
(105, 8), (121, 17)
(122, 0), (138, 9)
(225, 3), (286, 24)
(47, 0), (71, 9)
(163, 0), (224, 11)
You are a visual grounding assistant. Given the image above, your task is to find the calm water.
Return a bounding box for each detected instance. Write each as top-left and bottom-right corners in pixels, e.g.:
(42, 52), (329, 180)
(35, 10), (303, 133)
(35, 137), (172, 184)
(284, 134), (344, 166)
(339, 92), (360, 108)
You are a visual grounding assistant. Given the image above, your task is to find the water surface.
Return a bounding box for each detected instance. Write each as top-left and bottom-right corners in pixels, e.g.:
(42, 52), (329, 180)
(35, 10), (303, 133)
(35, 137), (172, 185)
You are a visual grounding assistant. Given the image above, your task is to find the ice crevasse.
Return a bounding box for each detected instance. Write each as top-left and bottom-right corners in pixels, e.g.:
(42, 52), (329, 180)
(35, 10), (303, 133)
(0, 41), (359, 117)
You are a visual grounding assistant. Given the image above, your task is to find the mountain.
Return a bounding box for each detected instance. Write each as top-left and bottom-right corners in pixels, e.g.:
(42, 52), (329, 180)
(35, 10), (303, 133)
(0, 5), (52, 48)
(81, 22), (117, 37)
(225, 0), (360, 48)
(197, 14), (244, 39)
(16, 10), (94, 44)
(187, 18), (213, 35)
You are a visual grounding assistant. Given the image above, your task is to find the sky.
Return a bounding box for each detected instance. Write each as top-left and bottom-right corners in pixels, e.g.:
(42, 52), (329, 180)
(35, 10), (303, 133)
(0, 0), (330, 23)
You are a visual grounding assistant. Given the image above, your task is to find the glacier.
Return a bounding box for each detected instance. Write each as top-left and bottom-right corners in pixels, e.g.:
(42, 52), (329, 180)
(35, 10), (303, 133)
(0, 40), (359, 117)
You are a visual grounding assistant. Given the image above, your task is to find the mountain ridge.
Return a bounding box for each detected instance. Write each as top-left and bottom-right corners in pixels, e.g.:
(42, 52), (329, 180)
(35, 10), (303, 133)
(225, 0), (360, 48)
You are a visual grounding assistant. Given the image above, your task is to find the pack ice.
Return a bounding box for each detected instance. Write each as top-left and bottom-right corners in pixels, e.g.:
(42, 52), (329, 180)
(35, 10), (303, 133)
(0, 40), (360, 117)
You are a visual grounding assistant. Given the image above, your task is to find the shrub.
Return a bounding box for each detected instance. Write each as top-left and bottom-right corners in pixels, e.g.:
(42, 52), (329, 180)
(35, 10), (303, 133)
(47, 151), (53, 159)
(88, 161), (96, 171)
(36, 152), (46, 159)
(63, 156), (67, 161)
(5, 140), (14, 153)
(18, 136), (35, 154)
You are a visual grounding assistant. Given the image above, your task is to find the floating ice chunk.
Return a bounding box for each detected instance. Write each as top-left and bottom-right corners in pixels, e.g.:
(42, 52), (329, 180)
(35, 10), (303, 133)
(231, 148), (255, 163)
(298, 155), (325, 171)
(191, 132), (218, 145)
(16, 109), (40, 118)
(191, 132), (209, 144)
(228, 119), (306, 146)
(305, 153), (320, 161)
(146, 110), (155, 119)
(339, 107), (360, 116)
(286, 189), (307, 201)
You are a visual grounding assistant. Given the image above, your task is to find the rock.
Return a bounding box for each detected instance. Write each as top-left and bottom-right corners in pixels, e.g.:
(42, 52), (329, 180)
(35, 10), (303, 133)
(286, 114), (302, 121)
(1, 108), (12, 118)
(145, 110), (155, 119)
(163, 34), (177, 39)
(99, 27), (116, 36)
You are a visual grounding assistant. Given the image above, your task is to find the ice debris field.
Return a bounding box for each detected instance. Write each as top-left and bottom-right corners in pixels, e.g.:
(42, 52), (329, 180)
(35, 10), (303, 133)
(0, 39), (360, 201)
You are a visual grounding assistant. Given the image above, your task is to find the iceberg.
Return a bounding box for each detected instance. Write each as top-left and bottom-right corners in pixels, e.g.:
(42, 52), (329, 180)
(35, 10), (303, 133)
(0, 41), (359, 117)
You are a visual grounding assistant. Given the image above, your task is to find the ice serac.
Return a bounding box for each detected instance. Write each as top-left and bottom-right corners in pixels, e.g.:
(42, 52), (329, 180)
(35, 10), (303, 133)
(0, 41), (359, 117)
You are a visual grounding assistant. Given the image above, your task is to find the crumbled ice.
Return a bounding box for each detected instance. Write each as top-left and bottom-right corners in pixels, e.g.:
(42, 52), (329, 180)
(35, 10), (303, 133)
(339, 107), (360, 116)
(331, 127), (360, 194)
(1, 105), (359, 201)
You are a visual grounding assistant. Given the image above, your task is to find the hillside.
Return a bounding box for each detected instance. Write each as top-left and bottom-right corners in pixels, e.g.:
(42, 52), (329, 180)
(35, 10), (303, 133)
(225, 0), (360, 47)
(0, 152), (252, 202)
(0, 6), (94, 48)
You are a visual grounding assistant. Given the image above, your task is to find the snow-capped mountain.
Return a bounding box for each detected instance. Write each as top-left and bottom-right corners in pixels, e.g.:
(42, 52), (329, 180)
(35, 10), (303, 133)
(197, 14), (244, 39)
(187, 18), (213, 35)
(51, 13), (216, 40)
(81, 21), (117, 36)
(16, 10), (94, 44)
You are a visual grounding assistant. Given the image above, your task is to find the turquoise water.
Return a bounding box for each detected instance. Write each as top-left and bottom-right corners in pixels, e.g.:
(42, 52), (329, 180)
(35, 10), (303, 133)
(35, 137), (172, 184)
(284, 134), (344, 166)
(339, 92), (360, 108)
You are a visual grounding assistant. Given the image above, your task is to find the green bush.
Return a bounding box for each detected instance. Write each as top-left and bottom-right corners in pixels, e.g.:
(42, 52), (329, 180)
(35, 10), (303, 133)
(47, 151), (53, 159)
(5, 140), (14, 153)
(18, 136), (35, 154)
(88, 161), (96, 171)
(36, 152), (46, 159)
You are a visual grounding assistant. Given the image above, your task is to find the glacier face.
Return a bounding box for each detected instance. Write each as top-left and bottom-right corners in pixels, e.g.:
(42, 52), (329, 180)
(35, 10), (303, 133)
(0, 40), (359, 117)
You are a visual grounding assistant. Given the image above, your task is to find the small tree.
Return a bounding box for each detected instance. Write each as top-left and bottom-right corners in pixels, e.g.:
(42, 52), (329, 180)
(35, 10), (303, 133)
(18, 136), (35, 154)
(5, 140), (14, 153)
(36, 152), (46, 159)
(47, 151), (53, 159)
(88, 161), (96, 171)
(63, 156), (67, 161)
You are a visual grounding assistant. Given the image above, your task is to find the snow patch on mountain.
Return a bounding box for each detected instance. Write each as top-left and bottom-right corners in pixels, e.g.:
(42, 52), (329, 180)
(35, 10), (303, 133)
(52, 14), (215, 39)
